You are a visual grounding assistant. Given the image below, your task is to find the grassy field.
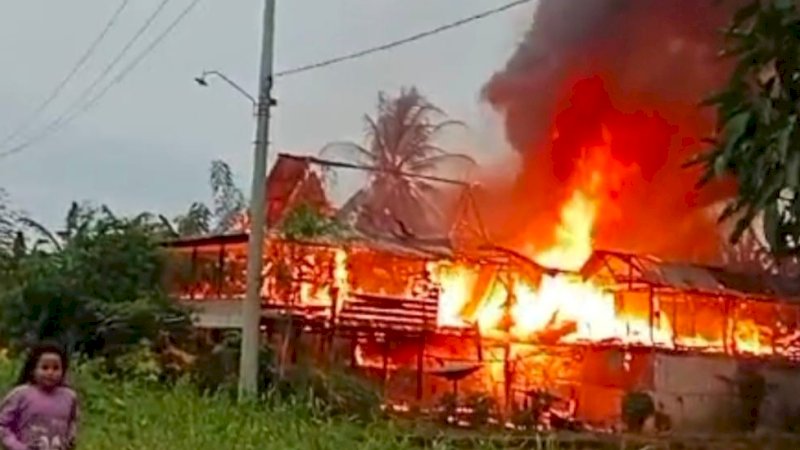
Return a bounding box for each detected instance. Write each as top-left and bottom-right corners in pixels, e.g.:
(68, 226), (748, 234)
(1, 357), (794, 450)
(0, 357), (479, 450)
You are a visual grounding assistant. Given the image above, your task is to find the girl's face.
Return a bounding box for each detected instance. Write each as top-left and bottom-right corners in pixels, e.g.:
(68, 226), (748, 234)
(33, 352), (63, 390)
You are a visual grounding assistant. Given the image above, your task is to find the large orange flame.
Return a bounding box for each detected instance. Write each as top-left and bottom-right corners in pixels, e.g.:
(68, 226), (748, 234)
(430, 145), (777, 358)
(431, 257), (778, 357)
(532, 189), (597, 272)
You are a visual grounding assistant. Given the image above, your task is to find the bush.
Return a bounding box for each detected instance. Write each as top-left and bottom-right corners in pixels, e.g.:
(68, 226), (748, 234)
(509, 389), (561, 430)
(0, 205), (192, 359)
(464, 393), (495, 427)
(101, 341), (163, 383)
(434, 392), (497, 428)
(622, 391), (655, 432)
(436, 393), (458, 424)
(273, 364), (382, 422)
(192, 332), (275, 396)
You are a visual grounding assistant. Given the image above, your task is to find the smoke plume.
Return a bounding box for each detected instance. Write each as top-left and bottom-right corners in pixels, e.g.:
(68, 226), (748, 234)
(482, 0), (739, 264)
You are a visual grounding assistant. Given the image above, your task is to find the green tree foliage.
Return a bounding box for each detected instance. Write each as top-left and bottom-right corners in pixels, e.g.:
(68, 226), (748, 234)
(209, 160), (246, 232)
(321, 87), (475, 235)
(175, 202), (211, 237)
(280, 203), (349, 241)
(0, 189), (17, 252)
(171, 160), (246, 237)
(699, 1), (800, 256)
(0, 190), (17, 282)
(0, 203), (190, 355)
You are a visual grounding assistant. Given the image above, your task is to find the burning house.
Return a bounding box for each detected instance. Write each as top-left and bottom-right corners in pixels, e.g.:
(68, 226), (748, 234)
(163, 153), (800, 431)
(162, 0), (800, 431)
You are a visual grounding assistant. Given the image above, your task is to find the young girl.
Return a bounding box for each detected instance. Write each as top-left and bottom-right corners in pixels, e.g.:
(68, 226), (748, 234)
(0, 342), (79, 450)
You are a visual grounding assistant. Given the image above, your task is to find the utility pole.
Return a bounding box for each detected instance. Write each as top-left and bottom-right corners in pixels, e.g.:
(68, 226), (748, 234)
(239, 0), (276, 397)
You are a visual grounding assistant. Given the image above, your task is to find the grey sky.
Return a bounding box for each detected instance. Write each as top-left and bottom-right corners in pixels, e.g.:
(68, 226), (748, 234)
(0, 1), (535, 228)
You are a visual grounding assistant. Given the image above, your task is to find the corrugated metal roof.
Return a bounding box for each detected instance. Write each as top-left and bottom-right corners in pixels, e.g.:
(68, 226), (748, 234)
(300, 231), (455, 260)
(585, 250), (800, 301)
(637, 259), (725, 292)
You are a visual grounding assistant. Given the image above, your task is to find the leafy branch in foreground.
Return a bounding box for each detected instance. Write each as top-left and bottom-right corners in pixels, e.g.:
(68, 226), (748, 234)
(697, 1), (800, 256)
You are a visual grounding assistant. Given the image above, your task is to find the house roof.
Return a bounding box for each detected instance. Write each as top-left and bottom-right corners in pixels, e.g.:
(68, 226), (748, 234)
(161, 232), (248, 249)
(162, 230), (454, 261)
(582, 250), (800, 301)
(336, 182), (489, 251)
(265, 154), (329, 228)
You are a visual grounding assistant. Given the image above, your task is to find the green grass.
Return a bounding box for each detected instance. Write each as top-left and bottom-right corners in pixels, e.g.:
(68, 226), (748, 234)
(78, 388), (414, 450)
(0, 357), (476, 450)
(5, 356), (787, 450)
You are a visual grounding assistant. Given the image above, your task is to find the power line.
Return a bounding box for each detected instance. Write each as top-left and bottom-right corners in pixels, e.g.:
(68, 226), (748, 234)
(0, 0), (173, 155)
(70, 0), (173, 111)
(275, 0), (533, 78)
(0, 0), (529, 160)
(0, 0), (204, 160)
(79, 0), (206, 117)
(0, 0), (132, 147)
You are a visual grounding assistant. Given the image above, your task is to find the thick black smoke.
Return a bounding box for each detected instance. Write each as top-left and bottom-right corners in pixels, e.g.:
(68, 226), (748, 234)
(480, 0), (740, 263)
(486, 0), (734, 155)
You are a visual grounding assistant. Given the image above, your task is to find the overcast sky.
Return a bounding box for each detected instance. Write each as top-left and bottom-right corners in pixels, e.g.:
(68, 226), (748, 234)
(0, 1), (536, 228)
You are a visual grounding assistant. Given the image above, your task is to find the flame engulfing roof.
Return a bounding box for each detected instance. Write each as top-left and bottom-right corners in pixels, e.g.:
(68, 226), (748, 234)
(165, 154), (800, 303)
(583, 250), (800, 301)
(267, 153), (479, 245)
(265, 154), (330, 228)
(160, 229), (453, 261)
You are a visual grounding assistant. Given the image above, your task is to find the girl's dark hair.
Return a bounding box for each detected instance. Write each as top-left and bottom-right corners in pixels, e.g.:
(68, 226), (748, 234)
(16, 341), (69, 386)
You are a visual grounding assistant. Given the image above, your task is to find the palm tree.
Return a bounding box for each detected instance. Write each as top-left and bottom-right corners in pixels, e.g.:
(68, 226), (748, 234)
(0, 191), (70, 261)
(322, 87), (475, 238)
(17, 202), (175, 253)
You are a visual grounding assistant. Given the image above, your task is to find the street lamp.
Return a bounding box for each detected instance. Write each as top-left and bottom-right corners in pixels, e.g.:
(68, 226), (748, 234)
(194, 70), (258, 110)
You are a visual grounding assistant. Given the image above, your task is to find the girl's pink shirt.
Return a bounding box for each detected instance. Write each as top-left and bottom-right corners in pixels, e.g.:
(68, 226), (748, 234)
(0, 384), (78, 450)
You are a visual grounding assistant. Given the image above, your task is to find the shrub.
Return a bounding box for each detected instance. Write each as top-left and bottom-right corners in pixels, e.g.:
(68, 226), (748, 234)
(192, 332), (276, 397)
(0, 204), (192, 359)
(464, 393), (496, 427)
(102, 341), (162, 382)
(622, 391), (655, 432)
(436, 393), (458, 424)
(272, 364), (382, 421)
(734, 364), (766, 432)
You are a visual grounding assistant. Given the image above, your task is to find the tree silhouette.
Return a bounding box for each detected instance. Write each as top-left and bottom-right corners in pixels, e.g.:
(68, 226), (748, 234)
(322, 87), (474, 237)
